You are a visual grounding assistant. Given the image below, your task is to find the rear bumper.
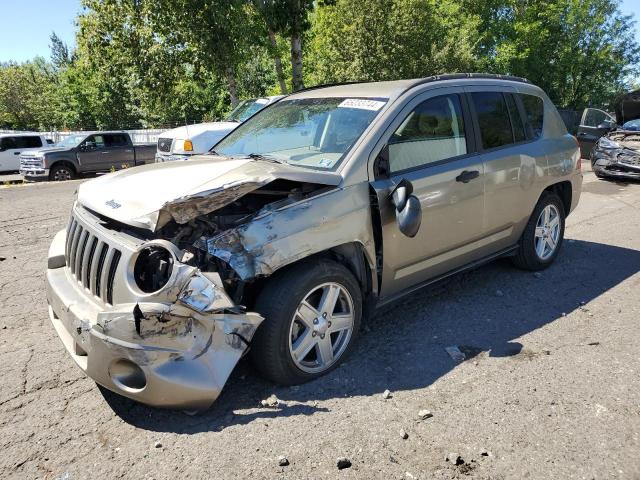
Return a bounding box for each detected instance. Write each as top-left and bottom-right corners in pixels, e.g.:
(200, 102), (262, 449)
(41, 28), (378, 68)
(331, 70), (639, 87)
(46, 229), (263, 410)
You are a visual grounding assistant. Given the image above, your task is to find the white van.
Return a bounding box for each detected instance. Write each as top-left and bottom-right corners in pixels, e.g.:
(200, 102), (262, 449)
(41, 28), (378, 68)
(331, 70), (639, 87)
(0, 133), (52, 173)
(155, 96), (283, 163)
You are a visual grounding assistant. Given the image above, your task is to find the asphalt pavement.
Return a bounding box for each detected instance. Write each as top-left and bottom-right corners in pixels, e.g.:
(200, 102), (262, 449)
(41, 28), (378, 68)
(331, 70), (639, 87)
(0, 163), (639, 479)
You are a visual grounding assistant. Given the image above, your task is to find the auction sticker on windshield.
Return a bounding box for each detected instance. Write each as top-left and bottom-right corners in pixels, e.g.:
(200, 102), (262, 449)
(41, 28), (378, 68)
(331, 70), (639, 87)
(338, 98), (386, 111)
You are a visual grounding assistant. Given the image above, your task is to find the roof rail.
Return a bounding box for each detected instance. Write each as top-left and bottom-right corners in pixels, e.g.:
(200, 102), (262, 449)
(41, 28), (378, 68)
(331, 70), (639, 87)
(287, 80), (368, 96)
(410, 72), (532, 88)
(288, 73), (532, 97)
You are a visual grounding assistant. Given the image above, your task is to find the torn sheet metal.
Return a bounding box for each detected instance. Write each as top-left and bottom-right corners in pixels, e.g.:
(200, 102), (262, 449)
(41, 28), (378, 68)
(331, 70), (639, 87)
(177, 270), (235, 313)
(200, 182), (377, 281)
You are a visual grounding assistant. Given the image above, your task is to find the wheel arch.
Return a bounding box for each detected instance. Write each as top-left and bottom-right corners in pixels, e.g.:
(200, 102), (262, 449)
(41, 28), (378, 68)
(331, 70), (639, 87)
(50, 160), (77, 174)
(245, 241), (377, 310)
(542, 181), (571, 215)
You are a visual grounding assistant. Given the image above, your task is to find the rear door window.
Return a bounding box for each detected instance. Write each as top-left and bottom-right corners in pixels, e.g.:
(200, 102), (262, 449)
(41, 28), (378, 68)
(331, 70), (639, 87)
(14, 136), (43, 148)
(388, 94), (468, 173)
(519, 94), (545, 139)
(105, 134), (128, 147)
(471, 92), (514, 149)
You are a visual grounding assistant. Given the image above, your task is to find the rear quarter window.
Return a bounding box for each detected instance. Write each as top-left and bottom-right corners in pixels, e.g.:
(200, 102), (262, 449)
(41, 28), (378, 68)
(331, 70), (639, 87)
(518, 94), (544, 139)
(471, 92), (514, 149)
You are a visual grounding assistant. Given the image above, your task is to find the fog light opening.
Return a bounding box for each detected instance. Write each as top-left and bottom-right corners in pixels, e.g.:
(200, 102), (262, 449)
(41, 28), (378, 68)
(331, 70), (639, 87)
(109, 359), (146, 392)
(133, 245), (174, 293)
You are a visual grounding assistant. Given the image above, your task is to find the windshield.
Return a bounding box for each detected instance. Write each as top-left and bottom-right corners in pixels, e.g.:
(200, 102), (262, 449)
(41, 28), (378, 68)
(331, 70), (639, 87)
(56, 135), (86, 148)
(225, 98), (271, 123)
(622, 119), (640, 131)
(215, 97), (387, 170)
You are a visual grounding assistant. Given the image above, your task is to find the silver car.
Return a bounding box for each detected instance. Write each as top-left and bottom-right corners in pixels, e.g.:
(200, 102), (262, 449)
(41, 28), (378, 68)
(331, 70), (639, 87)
(46, 74), (582, 410)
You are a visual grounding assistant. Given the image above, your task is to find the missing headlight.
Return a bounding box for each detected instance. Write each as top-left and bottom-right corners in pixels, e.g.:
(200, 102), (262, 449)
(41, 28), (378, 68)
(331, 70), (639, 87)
(134, 246), (174, 293)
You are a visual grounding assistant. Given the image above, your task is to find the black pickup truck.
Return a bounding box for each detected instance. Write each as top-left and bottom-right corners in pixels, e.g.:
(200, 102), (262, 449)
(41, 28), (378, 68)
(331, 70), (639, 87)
(19, 131), (156, 181)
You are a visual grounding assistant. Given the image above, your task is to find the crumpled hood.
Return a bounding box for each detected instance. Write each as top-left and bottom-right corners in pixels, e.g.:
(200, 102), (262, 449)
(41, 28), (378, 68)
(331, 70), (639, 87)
(77, 155), (342, 231)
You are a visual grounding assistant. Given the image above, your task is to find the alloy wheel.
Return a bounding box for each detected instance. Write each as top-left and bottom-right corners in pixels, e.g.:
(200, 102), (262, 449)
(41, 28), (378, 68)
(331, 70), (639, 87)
(53, 168), (72, 181)
(534, 204), (561, 260)
(288, 282), (355, 374)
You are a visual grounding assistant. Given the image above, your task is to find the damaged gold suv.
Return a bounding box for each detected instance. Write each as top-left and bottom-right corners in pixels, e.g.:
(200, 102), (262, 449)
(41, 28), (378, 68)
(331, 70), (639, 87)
(46, 74), (582, 409)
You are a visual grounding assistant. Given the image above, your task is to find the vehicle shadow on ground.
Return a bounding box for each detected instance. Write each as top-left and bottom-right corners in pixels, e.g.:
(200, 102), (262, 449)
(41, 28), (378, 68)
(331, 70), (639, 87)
(101, 239), (640, 433)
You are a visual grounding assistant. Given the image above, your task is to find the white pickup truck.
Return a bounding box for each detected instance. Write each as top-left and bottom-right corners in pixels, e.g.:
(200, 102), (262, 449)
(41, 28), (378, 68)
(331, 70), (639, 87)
(155, 96), (283, 163)
(0, 133), (53, 173)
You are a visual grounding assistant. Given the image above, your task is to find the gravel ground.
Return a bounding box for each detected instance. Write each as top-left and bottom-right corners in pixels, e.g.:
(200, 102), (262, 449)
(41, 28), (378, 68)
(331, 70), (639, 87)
(1, 165), (639, 480)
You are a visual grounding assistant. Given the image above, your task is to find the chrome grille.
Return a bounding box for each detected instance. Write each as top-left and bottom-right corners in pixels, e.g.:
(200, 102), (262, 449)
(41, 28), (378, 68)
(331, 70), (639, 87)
(157, 137), (172, 153)
(64, 215), (122, 304)
(20, 157), (43, 168)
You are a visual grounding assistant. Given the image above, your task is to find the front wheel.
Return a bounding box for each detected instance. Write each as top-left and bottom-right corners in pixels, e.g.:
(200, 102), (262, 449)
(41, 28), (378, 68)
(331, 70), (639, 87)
(512, 191), (565, 271)
(49, 164), (76, 181)
(250, 259), (362, 385)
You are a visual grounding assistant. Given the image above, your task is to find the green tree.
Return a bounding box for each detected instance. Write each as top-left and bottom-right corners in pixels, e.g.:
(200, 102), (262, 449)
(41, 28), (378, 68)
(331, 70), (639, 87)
(153, 0), (259, 106)
(307, 0), (482, 85)
(463, 0), (640, 108)
(253, 0), (314, 91)
(0, 59), (58, 130)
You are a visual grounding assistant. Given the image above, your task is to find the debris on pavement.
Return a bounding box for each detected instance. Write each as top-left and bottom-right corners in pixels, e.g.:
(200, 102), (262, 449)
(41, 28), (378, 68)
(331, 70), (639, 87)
(261, 394), (280, 408)
(446, 453), (464, 465)
(417, 409), (433, 420)
(277, 455), (289, 467)
(495, 289), (504, 297)
(382, 389), (392, 399)
(445, 346), (466, 362)
(336, 457), (352, 470)
(154, 441), (162, 448)
(400, 428), (409, 440)
(533, 272), (542, 278)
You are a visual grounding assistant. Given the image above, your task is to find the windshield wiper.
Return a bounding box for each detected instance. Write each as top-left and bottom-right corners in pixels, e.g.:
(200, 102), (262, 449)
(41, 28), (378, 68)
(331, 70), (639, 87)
(246, 153), (287, 164)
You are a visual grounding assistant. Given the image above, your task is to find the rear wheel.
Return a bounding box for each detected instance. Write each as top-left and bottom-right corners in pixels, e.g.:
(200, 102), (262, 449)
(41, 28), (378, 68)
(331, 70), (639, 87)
(250, 259), (362, 385)
(512, 191), (565, 271)
(49, 163), (75, 181)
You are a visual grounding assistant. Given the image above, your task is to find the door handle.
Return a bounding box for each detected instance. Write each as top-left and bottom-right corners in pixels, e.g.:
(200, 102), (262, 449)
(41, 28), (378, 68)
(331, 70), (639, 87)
(577, 132), (587, 136)
(456, 170), (479, 183)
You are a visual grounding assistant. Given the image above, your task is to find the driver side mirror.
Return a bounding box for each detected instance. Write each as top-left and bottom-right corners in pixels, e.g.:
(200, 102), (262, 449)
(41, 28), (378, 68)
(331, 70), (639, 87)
(389, 178), (422, 238)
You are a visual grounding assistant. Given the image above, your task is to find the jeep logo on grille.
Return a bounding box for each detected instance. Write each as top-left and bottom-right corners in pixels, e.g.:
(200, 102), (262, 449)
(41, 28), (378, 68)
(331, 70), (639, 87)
(105, 199), (122, 209)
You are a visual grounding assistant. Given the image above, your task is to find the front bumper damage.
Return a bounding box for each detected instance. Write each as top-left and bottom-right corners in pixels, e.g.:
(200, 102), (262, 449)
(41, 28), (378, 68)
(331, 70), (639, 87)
(46, 229), (263, 410)
(591, 143), (640, 179)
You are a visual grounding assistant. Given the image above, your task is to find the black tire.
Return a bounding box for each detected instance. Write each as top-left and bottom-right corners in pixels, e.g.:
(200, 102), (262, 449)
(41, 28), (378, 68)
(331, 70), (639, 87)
(49, 163), (76, 181)
(512, 191), (565, 271)
(250, 259), (362, 385)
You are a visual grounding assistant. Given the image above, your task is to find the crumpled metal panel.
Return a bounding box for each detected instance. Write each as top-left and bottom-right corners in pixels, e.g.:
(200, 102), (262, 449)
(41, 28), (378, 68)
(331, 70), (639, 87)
(201, 183), (377, 281)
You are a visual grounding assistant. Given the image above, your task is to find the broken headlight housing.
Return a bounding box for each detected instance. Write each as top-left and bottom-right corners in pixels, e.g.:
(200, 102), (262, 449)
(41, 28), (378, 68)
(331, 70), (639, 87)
(133, 245), (174, 293)
(598, 137), (622, 149)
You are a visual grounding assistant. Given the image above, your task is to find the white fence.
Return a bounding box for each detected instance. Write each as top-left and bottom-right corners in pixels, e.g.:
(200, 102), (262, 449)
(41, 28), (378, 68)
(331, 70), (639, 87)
(0, 129), (165, 144)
